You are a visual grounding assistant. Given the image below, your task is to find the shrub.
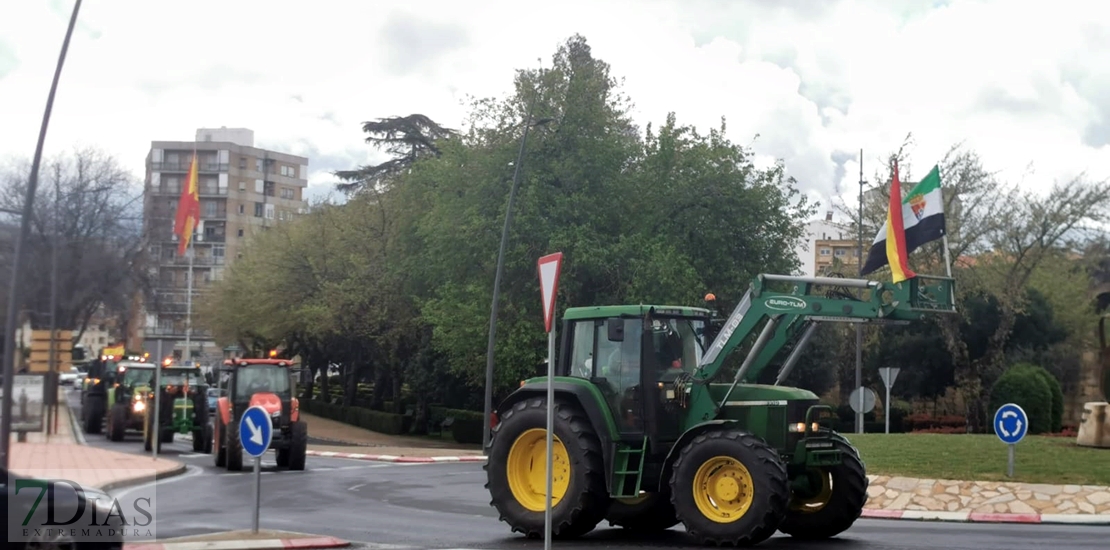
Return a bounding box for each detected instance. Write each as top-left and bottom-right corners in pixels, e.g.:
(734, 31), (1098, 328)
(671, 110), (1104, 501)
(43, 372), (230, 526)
(301, 398), (406, 435)
(1009, 363), (1064, 433)
(989, 364), (1052, 434)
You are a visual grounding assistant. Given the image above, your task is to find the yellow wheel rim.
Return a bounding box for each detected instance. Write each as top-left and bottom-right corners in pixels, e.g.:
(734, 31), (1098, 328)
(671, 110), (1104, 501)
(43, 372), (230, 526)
(506, 428), (571, 512)
(790, 470), (833, 513)
(691, 456), (755, 523)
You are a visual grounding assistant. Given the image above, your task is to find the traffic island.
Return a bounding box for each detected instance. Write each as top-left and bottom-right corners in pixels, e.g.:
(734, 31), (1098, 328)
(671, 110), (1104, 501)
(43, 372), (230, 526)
(862, 474), (1110, 524)
(123, 529), (349, 550)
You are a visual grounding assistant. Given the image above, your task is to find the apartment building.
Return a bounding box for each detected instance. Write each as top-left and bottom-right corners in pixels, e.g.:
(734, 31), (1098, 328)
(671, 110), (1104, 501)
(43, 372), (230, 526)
(140, 127), (309, 362)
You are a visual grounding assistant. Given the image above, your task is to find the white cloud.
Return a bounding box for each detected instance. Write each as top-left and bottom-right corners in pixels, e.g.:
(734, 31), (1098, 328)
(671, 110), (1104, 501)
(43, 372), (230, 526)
(0, 0), (1106, 210)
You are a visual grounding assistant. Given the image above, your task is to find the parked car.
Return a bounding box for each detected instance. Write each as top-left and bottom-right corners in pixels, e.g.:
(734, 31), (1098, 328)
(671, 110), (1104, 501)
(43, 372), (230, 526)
(2, 467), (124, 549)
(60, 366), (82, 386)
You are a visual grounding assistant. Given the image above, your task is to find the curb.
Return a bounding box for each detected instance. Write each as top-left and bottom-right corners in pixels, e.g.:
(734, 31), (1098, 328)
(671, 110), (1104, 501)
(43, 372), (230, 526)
(100, 461), (190, 494)
(861, 508), (1110, 525)
(124, 535), (349, 550)
(64, 398), (87, 446)
(306, 450), (487, 463)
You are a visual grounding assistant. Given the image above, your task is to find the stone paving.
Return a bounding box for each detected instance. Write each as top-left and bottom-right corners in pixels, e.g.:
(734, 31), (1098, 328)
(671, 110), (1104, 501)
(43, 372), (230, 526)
(7, 392), (185, 491)
(866, 474), (1110, 515)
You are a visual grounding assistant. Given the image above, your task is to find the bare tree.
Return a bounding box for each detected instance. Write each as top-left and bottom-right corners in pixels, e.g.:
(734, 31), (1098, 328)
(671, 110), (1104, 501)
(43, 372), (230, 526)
(0, 146), (145, 343)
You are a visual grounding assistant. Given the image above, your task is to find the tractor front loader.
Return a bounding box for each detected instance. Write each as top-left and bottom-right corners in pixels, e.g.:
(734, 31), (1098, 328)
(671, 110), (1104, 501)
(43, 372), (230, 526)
(485, 273), (956, 546)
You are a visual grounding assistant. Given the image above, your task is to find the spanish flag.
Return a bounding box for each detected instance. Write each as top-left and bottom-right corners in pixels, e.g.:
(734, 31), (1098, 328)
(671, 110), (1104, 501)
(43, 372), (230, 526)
(861, 161), (916, 283)
(174, 152), (201, 256)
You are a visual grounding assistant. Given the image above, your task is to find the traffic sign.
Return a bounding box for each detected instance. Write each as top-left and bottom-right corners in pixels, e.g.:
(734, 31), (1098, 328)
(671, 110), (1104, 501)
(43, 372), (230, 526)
(239, 406), (273, 458)
(537, 251), (563, 550)
(849, 386), (876, 414)
(993, 403), (1028, 445)
(878, 368), (901, 435)
(537, 252), (563, 333)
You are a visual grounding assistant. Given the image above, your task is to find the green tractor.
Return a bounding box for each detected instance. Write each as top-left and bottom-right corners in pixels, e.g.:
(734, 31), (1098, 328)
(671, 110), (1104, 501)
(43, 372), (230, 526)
(104, 359), (163, 442)
(485, 273), (956, 545)
(143, 365), (212, 454)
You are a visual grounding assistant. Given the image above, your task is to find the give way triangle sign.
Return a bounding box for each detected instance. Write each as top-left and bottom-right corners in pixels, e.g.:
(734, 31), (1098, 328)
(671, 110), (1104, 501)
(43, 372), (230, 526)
(537, 252), (564, 333)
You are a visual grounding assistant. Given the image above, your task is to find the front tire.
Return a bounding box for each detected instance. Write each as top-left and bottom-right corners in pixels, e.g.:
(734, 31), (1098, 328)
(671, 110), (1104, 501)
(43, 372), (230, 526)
(226, 418), (244, 471)
(669, 430), (789, 546)
(108, 405), (127, 442)
(777, 435), (868, 540)
(485, 397), (609, 539)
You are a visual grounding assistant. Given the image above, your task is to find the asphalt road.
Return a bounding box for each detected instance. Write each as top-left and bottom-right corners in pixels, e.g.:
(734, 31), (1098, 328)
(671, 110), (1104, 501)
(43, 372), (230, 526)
(65, 388), (1110, 550)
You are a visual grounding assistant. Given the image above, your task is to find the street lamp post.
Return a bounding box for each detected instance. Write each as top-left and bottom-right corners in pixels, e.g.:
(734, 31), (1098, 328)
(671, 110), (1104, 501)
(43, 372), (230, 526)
(0, 0), (82, 470)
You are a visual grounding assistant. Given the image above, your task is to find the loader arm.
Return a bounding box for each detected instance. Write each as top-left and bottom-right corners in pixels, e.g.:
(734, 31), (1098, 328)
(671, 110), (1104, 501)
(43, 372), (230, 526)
(689, 273), (956, 416)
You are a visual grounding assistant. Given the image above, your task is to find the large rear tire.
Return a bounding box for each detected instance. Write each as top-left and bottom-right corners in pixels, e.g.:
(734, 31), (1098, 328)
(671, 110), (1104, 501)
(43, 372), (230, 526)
(83, 396), (103, 434)
(226, 417), (244, 471)
(605, 492), (680, 532)
(214, 420), (227, 467)
(287, 421), (307, 471)
(777, 435), (868, 540)
(108, 405), (127, 442)
(485, 397), (609, 539)
(669, 430), (789, 546)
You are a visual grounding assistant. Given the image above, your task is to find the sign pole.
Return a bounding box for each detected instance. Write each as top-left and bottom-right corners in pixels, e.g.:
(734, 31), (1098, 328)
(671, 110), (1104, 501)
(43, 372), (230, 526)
(1007, 444), (1015, 478)
(253, 455), (261, 533)
(878, 367), (900, 434)
(153, 352), (161, 458)
(537, 252), (563, 550)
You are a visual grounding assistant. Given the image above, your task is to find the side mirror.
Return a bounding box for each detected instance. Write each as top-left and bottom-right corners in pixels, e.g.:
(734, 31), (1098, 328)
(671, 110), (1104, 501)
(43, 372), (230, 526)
(606, 318), (624, 342)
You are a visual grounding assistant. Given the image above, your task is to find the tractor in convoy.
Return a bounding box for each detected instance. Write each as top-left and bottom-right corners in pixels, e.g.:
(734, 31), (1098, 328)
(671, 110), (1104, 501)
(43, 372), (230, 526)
(485, 272), (956, 546)
(211, 358), (308, 472)
(80, 349), (151, 438)
(143, 361), (212, 454)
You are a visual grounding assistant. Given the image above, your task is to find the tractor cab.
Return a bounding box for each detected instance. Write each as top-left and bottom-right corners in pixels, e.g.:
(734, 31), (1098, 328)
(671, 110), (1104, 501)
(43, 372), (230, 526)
(558, 305), (711, 449)
(211, 358), (307, 472)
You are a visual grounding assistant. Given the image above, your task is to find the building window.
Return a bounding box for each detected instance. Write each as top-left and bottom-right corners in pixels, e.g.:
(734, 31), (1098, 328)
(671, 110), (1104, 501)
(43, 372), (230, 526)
(237, 228), (244, 237)
(279, 165), (295, 177)
(834, 249), (846, 257)
(238, 204), (245, 214)
(264, 203), (275, 219)
(239, 181), (246, 191)
(280, 187), (294, 199)
(820, 248), (831, 255)
(239, 157), (246, 169)
(264, 182), (275, 196)
(255, 159), (263, 172)
(203, 201), (217, 218)
(254, 202), (263, 217)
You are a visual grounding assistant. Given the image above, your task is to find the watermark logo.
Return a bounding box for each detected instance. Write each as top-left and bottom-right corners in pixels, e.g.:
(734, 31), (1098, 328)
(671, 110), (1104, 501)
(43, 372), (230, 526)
(6, 468), (158, 545)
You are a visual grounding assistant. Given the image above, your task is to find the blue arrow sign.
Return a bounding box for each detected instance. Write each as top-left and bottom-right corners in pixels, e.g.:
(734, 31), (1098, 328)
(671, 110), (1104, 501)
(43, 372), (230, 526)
(239, 406), (273, 457)
(993, 403), (1028, 445)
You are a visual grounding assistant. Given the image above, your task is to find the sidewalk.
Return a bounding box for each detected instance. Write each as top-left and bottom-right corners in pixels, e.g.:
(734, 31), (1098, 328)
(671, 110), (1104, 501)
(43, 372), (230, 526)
(8, 390), (186, 492)
(299, 412), (484, 458)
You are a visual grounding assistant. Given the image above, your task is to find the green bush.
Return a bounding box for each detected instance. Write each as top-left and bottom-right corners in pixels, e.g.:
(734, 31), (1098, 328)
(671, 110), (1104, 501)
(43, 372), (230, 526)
(1009, 363), (1064, 433)
(989, 364), (1053, 434)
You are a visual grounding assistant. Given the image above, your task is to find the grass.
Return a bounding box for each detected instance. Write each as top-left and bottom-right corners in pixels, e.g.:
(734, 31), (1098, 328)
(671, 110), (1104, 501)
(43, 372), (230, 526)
(844, 433), (1110, 485)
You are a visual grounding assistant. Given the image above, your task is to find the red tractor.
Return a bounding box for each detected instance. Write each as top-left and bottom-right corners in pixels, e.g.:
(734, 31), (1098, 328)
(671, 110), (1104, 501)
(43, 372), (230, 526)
(210, 358), (308, 471)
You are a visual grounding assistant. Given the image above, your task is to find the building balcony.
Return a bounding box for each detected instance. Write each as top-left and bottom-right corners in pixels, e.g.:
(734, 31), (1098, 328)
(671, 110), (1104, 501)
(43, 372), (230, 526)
(152, 162), (229, 173)
(144, 327), (213, 339)
(150, 185), (228, 196)
(161, 254), (225, 267)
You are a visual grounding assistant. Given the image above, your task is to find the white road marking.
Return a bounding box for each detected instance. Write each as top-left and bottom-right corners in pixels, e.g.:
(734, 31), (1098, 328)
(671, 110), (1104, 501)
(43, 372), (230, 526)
(348, 483), (366, 491)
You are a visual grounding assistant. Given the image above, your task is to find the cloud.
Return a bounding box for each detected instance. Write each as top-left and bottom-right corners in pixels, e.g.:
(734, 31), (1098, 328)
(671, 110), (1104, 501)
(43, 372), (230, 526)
(0, 0), (1105, 219)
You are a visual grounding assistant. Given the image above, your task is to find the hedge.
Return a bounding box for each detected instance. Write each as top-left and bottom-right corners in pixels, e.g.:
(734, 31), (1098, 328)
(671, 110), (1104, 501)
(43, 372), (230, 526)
(1009, 363), (1064, 433)
(301, 398), (408, 435)
(989, 364), (1053, 434)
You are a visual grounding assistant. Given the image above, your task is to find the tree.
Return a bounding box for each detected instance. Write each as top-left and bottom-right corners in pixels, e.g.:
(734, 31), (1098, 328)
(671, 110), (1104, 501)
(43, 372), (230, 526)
(333, 114), (458, 194)
(0, 146), (144, 343)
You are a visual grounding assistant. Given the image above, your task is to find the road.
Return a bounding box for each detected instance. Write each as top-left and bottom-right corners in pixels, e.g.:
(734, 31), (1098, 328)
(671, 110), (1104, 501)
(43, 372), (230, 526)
(66, 389), (1109, 550)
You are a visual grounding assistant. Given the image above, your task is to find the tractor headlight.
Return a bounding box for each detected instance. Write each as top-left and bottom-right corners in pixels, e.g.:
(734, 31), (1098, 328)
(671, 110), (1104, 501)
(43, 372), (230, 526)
(133, 400), (146, 412)
(788, 422), (821, 433)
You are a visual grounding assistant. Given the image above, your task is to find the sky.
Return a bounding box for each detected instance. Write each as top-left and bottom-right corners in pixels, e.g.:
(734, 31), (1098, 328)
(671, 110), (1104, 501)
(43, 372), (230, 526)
(0, 0), (1107, 218)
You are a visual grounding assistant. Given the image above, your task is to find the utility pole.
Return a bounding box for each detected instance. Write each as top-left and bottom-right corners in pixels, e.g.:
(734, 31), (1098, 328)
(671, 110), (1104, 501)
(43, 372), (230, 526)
(0, 0), (82, 470)
(855, 149), (867, 434)
(47, 176), (60, 436)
